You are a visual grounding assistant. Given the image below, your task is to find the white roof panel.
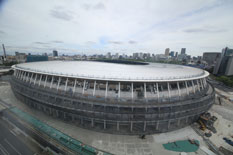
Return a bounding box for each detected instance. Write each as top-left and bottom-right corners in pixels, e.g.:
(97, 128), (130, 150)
(13, 61), (209, 82)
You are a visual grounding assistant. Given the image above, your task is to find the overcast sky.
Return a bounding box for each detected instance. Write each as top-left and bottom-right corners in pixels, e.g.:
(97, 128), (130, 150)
(0, 0), (233, 56)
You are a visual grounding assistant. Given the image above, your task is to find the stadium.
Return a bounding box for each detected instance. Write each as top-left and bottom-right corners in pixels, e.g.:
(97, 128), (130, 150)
(10, 61), (215, 135)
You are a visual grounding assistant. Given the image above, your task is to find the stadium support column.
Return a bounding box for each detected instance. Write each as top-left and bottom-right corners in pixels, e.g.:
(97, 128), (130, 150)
(191, 80), (195, 94)
(22, 71), (25, 80)
(24, 72), (28, 81)
(143, 121), (146, 132)
(20, 71), (24, 80)
(21, 71), (24, 80)
(65, 78), (68, 91)
(144, 83), (147, 99)
(177, 82), (181, 97)
(57, 77), (61, 91)
(38, 74), (42, 86)
(156, 83), (159, 101)
(50, 76), (54, 89)
(93, 81), (96, 96)
(105, 81), (108, 98)
(26, 72), (30, 82)
(18, 70), (21, 79)
(200, 79), (204, 89)
(131, 82), (134, 100)
(33, 74), (37, 85)
(130, 121), (133, 132)
(197, 79), (201, 92)
(30, 73), (34, 84)
(118, 82), (121, 98)
(167, 82), (171, 99)
(44, 75), (48, 88)
(73, 79), (77, 95)
(13, 69), (16, 77)
(15, 70), (18, 77)
(23, 72), (26, 81)
(15, 70), (18, 78)
(82, 80), (86, 94)
(203, 78), (206, 87)
(185, 81), (189, 95)
(17, 70), (20, 79)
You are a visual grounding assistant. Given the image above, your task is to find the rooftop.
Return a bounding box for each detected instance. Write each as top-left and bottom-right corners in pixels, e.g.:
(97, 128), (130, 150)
(13, 61), (209, 82)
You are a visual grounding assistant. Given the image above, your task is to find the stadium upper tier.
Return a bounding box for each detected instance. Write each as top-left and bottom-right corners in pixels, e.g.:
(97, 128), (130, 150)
(12, 61), (208, 82)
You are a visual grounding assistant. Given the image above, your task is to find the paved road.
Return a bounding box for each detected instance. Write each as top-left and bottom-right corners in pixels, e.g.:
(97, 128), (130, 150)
(0, 119), (35, 155)
(208, 78), (233, 93)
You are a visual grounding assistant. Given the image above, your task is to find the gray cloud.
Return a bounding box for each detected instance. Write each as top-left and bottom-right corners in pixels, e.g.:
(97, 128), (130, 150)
(93, 2), (106, 10)
(82, 2), (106, 10)
(51, 40), (64, 43)
(85, 41), (96, 45)
(82, 4), (91, 10)
(34, 42), (50, 45)
(128, 40), (137, 44)
(108, 41), (123, 45)
(0, 30), (5, 34)
(184, 28), (227, 33)
(50, 9), (73, 21)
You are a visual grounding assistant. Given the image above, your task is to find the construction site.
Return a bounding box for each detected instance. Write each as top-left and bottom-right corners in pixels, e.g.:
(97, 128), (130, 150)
(0, 60), (232, 155)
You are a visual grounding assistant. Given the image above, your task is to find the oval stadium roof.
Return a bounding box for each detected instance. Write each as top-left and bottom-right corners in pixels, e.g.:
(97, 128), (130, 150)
(13, 61), (209, 82)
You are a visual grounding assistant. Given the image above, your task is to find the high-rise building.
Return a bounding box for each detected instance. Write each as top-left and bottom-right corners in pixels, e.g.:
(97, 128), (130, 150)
(181, 48), (186, 55)
(53, 50), (58, 57)
(175, 52), (178, 57)
(106, 52), (111, 59)
(165, 48), (170, 56)
(170, 51), (175, 57)
(202, 52), (221, 66)
(214, 47), (233, 76)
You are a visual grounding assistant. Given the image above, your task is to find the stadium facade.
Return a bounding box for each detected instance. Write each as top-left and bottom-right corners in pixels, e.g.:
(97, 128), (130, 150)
(10, 61), (215, 135)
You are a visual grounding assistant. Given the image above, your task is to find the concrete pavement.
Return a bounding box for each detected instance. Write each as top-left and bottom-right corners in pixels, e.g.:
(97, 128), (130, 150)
(0, 119), (35, 155)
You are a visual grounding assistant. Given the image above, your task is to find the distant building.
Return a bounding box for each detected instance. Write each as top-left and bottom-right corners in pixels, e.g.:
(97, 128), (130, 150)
(106, 52), (111, 59)
(170, 51), (175, 57)
(202, 52), (221, 66)
(26, 55), (48, 62)
(181, 48), (186, 54)
(133, 53), (139, 59)
(155, 54), (168, 61)
(175, 52), (178, 57)
(15, 52), (27, 63)
(214, 47), (233, 76)
(139, 53), (143, 59)
(53, 50), (58, 57)
(165, 48), (170, 56)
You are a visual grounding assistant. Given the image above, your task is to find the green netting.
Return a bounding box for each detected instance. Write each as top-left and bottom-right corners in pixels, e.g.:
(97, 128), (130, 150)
(10, 107), (111, 155)
(163, 140), (199, 152)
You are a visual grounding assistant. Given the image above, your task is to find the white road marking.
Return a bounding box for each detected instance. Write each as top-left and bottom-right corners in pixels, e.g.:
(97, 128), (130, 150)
(10, 130), (18, 137)
(4, 139), (22, 155)
(0, 143), (9, 155)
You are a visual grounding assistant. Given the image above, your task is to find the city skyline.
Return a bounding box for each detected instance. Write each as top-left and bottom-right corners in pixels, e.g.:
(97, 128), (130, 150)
(0, 0), (233, 56)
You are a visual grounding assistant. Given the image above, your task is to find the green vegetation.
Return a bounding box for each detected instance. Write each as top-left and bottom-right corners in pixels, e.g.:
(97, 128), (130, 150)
(0, 61), (18, 66)
(215, 76), (233, 87)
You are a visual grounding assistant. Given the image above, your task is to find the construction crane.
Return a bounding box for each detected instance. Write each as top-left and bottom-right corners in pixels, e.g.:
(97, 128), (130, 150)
(2, 44), (7, 62)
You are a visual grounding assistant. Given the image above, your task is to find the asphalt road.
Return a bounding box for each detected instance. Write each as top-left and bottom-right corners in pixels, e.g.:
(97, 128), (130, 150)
(208, 78), (233, 92)
(0, 119), (35, 155)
